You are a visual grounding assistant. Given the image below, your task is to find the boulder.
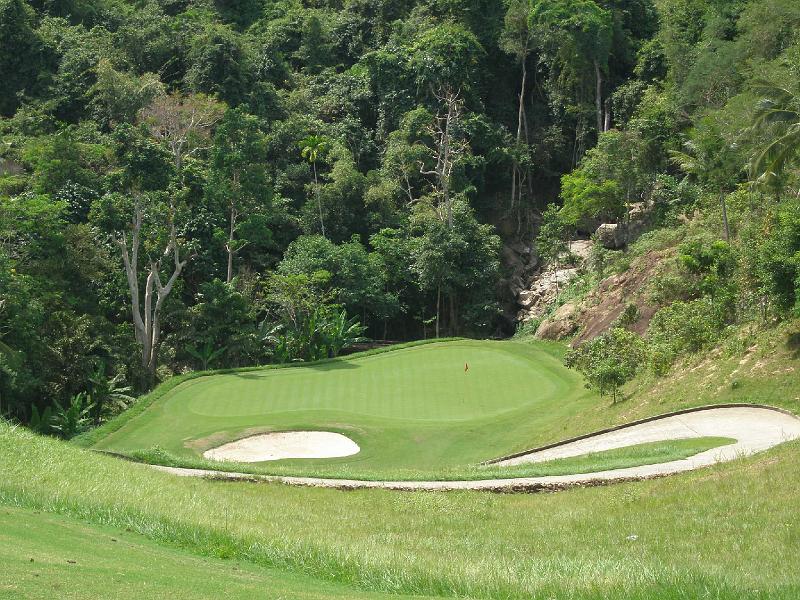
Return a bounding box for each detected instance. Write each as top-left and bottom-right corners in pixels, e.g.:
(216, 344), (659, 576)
(595, 223), (626, 249)
(568, 239), (594, 261)
(518, 289), (539, 308)
(535, 302), (578, 340)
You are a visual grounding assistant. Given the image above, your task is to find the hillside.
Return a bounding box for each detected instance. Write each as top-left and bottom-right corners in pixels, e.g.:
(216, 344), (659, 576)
(3, 0), (800, 430)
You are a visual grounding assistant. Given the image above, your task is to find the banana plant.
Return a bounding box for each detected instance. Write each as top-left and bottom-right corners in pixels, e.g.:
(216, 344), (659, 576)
(186, 340), (228, 371)
(88, 364), (135, 423)
(50, 393), (94, 439)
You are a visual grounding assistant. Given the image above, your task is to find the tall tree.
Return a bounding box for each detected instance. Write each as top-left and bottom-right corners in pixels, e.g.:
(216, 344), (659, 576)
(531, 0), (613, 153)
(92, 126), (186, 388)
(139, 93), (224, 176)
(418, 91), (469, 229)
(671, 117), (742, 240)
(749, 79), (800, 194)
(500, 0), (535, 212)
(298, 135), (330, 238)
(208, 108), (270, 282)
(0, 0), (43, 116)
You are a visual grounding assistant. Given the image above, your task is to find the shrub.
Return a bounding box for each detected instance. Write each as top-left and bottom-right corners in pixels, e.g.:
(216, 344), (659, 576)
(646, 298), (727, 374)
(564, 328), (645, 403)
(616, 303), (640, 328)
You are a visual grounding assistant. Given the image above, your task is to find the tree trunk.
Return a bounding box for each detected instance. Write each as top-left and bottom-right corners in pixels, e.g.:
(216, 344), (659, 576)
(313, 162), (326, 238)
(226, 206), (236, 283)
(511, 59), (528, 210)
(442, 105), (453, 229)
(594, 60), (603, 135)
(720, 191), (730, 241)
(117, 196), (187, 390)
(435, 286), (441, 339)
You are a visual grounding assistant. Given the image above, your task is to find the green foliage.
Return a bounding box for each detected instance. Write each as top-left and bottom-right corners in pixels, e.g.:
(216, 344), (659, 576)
(677, 237), (737, 299)
(565, 327), (645, 403)
(0, 0), (44, 116)
(753, 198), (800, 314)
(536, 203), (570, 265)
(87, 365), (135, 424)
(647, 298), (728, 374)
(50, 392), (95, 439)
(559, 129), (649, 226)
(559, 170), (622, 225)
(260, 271), (366, 362)
(185, 340), (227, 371)
(88, 59), (164, 129)
(184, 22), (251, 106)
(408, 22), (484, 94)
(749, 78), (800, 190)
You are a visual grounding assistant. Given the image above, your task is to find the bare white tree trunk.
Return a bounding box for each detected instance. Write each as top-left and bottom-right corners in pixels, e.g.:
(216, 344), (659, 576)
(117, 195), (187, 384)
(420, 88), (466, 229)
(594, 61), (604, 135)
(511, 56), (529, 211)
(226, 205), (237, 283)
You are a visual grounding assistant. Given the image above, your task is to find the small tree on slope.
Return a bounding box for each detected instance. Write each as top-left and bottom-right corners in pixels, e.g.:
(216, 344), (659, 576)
(564, 328), (645, 404)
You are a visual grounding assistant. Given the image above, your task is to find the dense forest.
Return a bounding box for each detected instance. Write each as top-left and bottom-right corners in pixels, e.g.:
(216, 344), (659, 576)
(1, 0), (799, 431)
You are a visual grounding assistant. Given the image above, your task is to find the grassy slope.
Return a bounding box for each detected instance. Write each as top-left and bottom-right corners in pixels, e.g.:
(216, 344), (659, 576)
(541, 320), (800, 449)
(2, 421), (798, 599)
(0, 507), (417, 600)
(91, 339), (599, 476)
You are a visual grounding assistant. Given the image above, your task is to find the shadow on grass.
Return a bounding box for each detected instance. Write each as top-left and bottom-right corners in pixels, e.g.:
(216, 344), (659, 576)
(787, 332), (800, 359)
(230, 359), (361, 378)
(307, 359), (360, 371)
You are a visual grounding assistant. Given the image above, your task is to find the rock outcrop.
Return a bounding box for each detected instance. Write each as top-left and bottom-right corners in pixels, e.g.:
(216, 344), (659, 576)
(594, 202), (653, 249)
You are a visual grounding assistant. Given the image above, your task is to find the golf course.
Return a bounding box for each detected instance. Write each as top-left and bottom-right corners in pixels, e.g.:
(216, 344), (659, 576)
(83, 339), (799, 486)
(4, 0), (800, 595)
(90, 340), (600, 476)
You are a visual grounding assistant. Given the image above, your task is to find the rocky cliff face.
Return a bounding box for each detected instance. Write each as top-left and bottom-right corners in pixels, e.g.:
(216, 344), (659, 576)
(512, 201), (657, 344)
(515, 239), (593, 324)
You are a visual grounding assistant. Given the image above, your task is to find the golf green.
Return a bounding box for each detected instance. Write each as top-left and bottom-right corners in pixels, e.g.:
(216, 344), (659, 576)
(94, 340), (597, 476)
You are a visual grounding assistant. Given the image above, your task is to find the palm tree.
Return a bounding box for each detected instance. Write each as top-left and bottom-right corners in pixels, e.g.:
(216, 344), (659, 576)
(670, 134), (734, 241)
(749, 79), (800, 194)
(298, 135), (329, 237)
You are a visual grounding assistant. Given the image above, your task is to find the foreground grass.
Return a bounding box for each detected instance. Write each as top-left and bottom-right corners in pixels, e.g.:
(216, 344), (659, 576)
(2, 422), (798, 599)
(90, 339), (597, 475)
(129, 436), (735, 481)
(0, 506), (414, 600)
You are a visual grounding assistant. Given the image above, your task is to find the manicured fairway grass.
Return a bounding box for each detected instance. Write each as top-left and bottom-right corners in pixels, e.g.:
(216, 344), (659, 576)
(92, 340), (599, 476)
(2, 422), (799, 599)
(0, 506), (415, 600)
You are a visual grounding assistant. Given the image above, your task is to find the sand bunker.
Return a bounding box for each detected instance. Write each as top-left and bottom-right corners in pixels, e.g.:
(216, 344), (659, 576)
(203, 431), (360, 462)
(160, 405), (800, 490)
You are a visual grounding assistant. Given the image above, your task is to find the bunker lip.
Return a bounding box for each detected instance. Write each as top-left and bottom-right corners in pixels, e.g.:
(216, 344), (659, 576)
(202, 431), (360, 463)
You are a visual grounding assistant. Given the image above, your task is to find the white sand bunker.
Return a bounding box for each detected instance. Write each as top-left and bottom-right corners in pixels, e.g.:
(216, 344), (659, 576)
(203, 431), (360, 463)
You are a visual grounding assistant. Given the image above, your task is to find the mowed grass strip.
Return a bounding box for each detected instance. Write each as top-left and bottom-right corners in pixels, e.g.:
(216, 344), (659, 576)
(93, 340), (597, 474)
(3, 422), (799, 599)
(129, 436), (736, 482)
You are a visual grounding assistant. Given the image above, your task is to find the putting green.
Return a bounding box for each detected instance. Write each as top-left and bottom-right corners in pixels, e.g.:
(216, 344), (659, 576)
(94, 340), (597, 476)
